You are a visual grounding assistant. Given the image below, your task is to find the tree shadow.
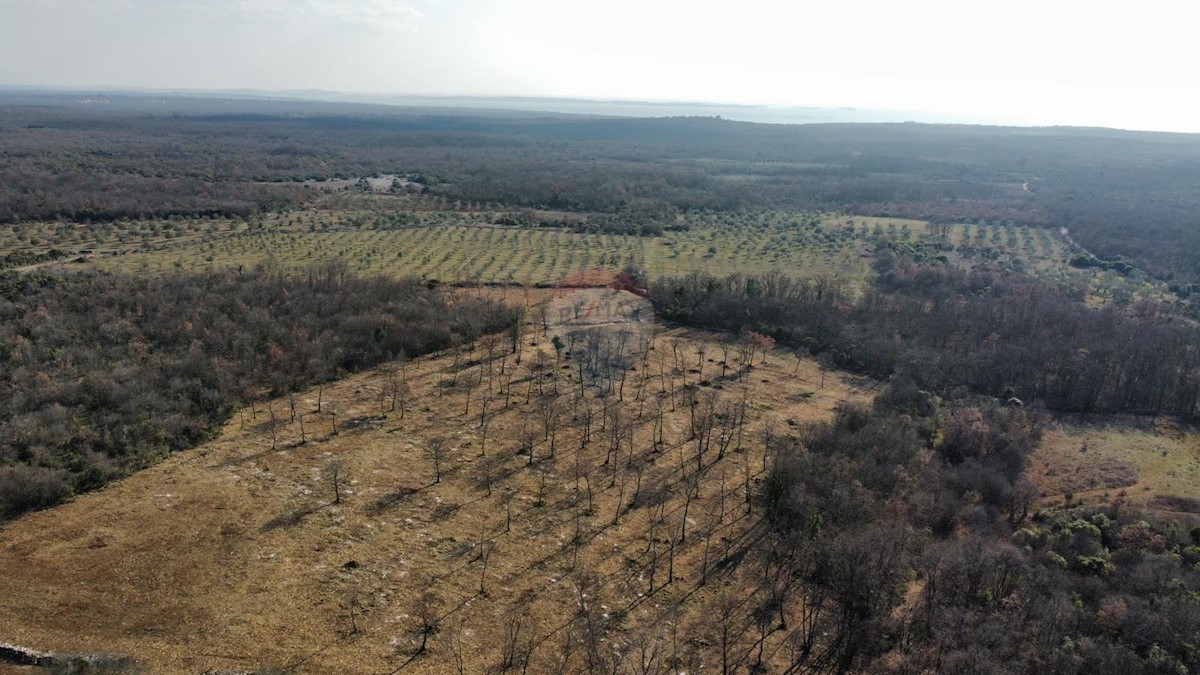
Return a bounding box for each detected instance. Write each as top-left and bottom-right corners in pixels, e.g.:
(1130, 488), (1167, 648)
(366, 485), (423, 515)
(259, 502), (331, 533)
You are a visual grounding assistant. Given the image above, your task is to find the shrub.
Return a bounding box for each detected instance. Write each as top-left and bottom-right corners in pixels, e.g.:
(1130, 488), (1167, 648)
(0, 465), (73, 518)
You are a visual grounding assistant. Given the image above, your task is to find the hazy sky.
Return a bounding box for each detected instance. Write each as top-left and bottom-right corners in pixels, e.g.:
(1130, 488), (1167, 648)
(3, 0), (1198, 132)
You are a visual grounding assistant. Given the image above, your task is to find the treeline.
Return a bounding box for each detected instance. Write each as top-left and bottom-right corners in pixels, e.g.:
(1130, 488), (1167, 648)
(4, 97), (1200, 281)
(0, 169), (305, 223)
(0, 265), (518, 519)
(491, 201), (684, 236)
(759, 392), (1200, 672)
(650, 258), (1200, 417)
(0, 248), (65, 271)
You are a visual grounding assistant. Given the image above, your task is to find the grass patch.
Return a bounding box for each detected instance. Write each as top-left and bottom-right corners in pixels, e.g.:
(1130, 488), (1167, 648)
(1028, 415), (1200, 510)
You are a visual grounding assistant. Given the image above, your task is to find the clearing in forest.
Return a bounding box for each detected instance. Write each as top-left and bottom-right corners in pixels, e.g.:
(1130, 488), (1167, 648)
(0, 291), (871, 673)
(1027, 415), (1200, 517)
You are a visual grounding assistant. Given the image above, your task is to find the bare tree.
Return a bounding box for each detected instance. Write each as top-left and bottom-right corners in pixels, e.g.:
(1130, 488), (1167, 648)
(605, 404), (624, 469)
(720, 339), (733, 379)
(501, 487), (515, 532)
(478, 540), (492, 596)
(267, 400), (278, 450)
(818, 351), (834, 389)
(573, 569), (604, 673)
(540, 395), (560, 459)
(500, 612), (522, 672)
(681, 384), (700, 440)
(761, 416), (778, 473)
(518, 417), (538, 466)
(700, 501), (722, 588)
(579, 401), (594, 449)
(478, 391), (494, 457)
(480, 334), (504, 388)
(449, 340), (467, 386)
(449, 621), (467, 675)
(736, 426), (755, 515)
(508, 306), (525, 363)
(751, 598), (775, 671)
(427, 436), (449, 484)
(632, 629), (664, 675)
(743, 446), (754, 515)
(714, 584), (742, 675)
(532, 302), (549, 338)
(527, 349), (552, 402)
(534, 464), (551, 507)
(647, 507), (660, 594)
(392, 379), (411, 420)
(716, 400), (737, 460)
(551, 618), (577, 673)
(503, 369), (516, 407)
(734, 386), (750, 453)
(462, 365), (477, 418)
(341, 583), (363, 637)
(578, 457), (595, 515)
(679, 469), (698, 544)
(612, 462), (628, 526)
(323, 460), (347, 505)
(477, 453), (502, 497)
(571, 484), (584, 570)
(413, 587), (440, 656)
(653, 396), (666, 449)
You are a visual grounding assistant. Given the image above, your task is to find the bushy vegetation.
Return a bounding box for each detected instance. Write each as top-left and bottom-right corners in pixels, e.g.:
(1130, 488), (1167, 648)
(0, 248), (66, 271)
(761, 393), (1200, 672)
(652, 257), (1200, 670)
(0, 264), (517, 519)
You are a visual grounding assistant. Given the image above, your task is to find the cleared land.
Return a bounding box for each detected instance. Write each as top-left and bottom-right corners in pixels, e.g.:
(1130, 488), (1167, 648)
(0, 292), (872, 673)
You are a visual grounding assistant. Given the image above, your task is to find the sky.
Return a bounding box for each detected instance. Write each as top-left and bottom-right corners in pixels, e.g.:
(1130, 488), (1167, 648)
(3, 0), (1199, 132)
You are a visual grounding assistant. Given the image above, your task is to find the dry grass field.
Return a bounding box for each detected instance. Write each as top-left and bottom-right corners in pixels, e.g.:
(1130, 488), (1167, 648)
(1027, 415), (1200, 516)
(0, 290), (873, 673)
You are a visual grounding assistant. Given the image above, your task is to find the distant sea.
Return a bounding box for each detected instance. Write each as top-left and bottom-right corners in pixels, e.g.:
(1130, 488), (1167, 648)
(0, 86), (992, 126)
(336, 94), (985, 126)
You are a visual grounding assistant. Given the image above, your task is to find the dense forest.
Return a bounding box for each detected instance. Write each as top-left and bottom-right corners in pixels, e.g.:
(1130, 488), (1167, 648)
(3, 93), (1200, 282)
(0, 264), (517, 518)
(650, 253), (1200, 418)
